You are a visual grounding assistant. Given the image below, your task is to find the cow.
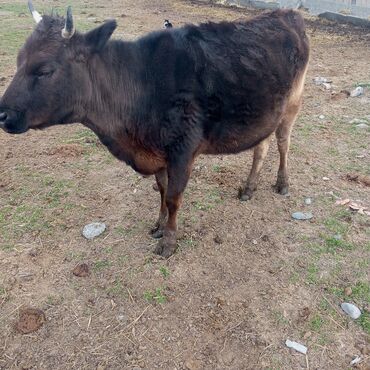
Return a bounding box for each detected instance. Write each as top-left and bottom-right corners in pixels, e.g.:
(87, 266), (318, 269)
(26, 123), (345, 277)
(0, 1), (310, 257)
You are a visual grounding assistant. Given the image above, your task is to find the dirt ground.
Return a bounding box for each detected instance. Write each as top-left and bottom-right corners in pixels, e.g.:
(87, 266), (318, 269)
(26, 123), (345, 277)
(0, 0), (369, 369)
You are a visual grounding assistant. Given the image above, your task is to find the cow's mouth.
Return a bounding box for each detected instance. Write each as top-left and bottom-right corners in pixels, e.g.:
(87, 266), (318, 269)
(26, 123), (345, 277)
(0, 110), (28, 134)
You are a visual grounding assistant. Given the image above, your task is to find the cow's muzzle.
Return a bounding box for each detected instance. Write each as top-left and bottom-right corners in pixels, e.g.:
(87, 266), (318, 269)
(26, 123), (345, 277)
(0, 107), (28, 134)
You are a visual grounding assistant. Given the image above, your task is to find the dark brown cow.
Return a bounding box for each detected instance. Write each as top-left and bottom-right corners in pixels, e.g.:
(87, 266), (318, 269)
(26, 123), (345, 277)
(0, 2), (309, 257)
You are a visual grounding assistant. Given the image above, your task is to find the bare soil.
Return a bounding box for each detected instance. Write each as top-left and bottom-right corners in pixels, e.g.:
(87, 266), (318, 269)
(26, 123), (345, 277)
(0, 0), (369, 369)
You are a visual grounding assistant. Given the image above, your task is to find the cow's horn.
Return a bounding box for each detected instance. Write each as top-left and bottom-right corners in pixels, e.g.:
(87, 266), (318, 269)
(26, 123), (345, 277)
(62, 6), (75, 39)
(28, 0), (42, 24)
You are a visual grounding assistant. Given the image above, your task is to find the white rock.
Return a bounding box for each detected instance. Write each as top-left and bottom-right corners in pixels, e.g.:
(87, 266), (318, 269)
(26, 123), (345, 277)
(350, 86), (364, 97)
(319, 115), (325, 120)
(356, 123), (369, 129)
(82, 222), (106, 240)
(322, 177), (330, 181)
(285, 339), (307, 354)
(292, 212), (313, 220)
(304, 198), (312, 205)
(350, 356), (362, 366)
(322, 82), (332, 90)
(341, 302), (361, 319)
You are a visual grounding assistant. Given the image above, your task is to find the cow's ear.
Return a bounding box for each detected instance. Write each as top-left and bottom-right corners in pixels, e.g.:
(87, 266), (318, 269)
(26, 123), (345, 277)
(85, 20), (117, 53)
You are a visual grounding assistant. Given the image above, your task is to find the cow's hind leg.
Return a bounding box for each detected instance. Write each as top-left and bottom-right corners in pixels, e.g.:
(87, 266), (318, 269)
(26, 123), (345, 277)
(239, 135), (272, 201)
(274, 105), (300, 195)
(150, 168), (168, 239)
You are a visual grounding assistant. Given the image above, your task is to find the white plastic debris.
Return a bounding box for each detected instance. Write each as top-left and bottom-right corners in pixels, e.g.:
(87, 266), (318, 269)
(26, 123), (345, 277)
(350, 356), (362, 366)
(350, 86), (364, 97)
(313, 77), (331, 85)
(341, 302), (361, 319)
(82, 222), (106, 240)
(285, 339), (307, 354)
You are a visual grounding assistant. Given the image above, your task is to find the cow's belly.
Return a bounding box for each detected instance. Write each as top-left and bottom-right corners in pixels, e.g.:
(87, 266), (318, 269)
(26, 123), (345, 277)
(201, 111), (283, 155)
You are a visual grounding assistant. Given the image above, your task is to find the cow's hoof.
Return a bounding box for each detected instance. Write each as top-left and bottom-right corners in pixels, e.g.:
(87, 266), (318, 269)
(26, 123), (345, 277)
(274, 183), (289, 196)
(151, 228), (164, 239)
(150, 224), (164, 239)
(154, 231), (177, 258)
(238, 187), (254, 201)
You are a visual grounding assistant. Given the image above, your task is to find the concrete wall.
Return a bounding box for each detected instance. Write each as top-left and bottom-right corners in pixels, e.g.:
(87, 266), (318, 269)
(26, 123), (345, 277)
(224, 0), (370, 18)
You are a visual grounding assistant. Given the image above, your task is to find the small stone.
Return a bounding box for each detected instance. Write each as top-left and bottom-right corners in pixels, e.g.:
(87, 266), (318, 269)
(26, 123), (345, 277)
(16, 308), (46, 334)
(292, 212), (313, 220)
(319, 115), (325, 120)
(322, 176), (330, 181)
(27, 248), (38, 257)
(313, 76), (331, 85)
(18, 271), (34, 282)
(349, 118), (368, 125)
(322, 83), (332, 90)
(72, 263), (90, 277)
(344, 287), (352, 296)
(285, 339), (307, 354)
(214, 235), (223, 244)
(304, 197), (312, 205)
(356, 123), (369, 129)
(350, 86), (364, 97)
(341, 302), (361, 319)
(303, 331), (312, 340)
(185, 359), (202, 370)
(333, 234), (342, 240)
(82, 222), (106, 240)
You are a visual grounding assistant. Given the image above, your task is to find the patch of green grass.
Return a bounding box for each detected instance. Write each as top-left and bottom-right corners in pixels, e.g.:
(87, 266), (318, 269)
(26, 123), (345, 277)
(289, 271), (300, 284)
(355, 82), (370, 88)
(115, 226), (134, 237)
(307, 263), (319, 284)
(144, 287), (166, 304)
(272, 310), (289, 326)
(212, 164), (221, 173)
(0, 286), (6, 296)
(352, 282), (370, 304)
(323, 236), (354, 253)
(358, 312), (370, 335)
(309, 314), (325, 331)
(64, 128), (99, 147)
(93, 260), (111, 271)
(159, 266), (170, 278)
(106, 280), (125, 297)
(324, 216), (349, 235)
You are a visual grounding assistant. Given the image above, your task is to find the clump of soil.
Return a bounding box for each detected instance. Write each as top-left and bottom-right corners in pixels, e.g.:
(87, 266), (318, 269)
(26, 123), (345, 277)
(16, 308), (46, 334)
(72, 263), (90, 277)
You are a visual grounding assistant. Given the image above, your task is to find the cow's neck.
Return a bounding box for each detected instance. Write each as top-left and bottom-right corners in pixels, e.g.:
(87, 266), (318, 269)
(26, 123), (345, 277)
(81, 40), (141, 140)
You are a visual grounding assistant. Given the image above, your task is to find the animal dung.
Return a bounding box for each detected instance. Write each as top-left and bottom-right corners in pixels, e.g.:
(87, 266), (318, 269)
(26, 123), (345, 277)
(16, 308), (46, 334)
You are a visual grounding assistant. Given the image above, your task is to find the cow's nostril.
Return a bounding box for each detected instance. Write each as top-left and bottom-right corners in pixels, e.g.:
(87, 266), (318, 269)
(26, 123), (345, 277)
(0, 112), (7, 121)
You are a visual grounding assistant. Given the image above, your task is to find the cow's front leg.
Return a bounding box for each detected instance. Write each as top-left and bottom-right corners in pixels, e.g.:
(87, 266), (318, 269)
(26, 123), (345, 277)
(154, 156), (193, 258)
(150, 168), (168, 239)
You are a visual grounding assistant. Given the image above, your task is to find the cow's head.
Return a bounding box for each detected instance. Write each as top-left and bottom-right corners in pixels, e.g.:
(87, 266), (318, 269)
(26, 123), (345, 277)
(0, 1), (117, 134)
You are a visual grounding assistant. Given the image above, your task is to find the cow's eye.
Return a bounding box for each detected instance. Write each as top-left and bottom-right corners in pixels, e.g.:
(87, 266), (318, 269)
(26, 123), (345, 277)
(34, 69), (54, 79)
